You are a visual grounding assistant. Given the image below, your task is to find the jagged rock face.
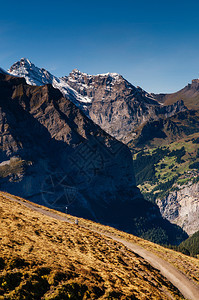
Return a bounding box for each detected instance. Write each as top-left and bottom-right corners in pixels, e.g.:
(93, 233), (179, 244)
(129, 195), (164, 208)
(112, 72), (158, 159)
(0, 73), (138, 222)
(59, 70), (188, 143)
(64, 70), (156, 142)
(156, 183), (199, 235)
(8, 59), (187, 144)
(9, 58), (54, 86)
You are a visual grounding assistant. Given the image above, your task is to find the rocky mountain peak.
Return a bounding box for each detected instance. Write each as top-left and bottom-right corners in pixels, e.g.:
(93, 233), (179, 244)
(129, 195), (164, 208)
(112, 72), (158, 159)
(191, 79), (199, 84)
(70, 68), (84, 75)
(20, 57), (31, 65)
(5, 58), (189, 144)
(95, 72), (123, 82)
(67, 69), (90, 82)
(189, 79), (199, 90)
(8, 58), (54, 86)
(67, 68), (124, 85)
(9, 58), (32, 73)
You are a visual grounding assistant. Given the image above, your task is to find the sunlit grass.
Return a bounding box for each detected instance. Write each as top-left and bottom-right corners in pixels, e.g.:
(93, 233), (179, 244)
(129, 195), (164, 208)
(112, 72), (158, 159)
(0, 192), (187, 299)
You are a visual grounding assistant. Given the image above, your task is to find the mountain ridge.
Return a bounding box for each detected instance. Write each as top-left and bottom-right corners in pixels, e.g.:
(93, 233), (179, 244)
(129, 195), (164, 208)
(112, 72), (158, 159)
(154, 79), (199, 110)
(8, 58), (188, 144)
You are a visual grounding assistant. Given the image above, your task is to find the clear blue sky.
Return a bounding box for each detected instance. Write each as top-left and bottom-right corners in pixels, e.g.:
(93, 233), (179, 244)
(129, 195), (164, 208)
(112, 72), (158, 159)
(1, 0), (199, 93)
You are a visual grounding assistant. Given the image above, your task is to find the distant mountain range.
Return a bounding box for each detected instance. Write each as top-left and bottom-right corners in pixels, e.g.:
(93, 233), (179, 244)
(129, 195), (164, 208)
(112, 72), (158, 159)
(8, 58), (189, 144)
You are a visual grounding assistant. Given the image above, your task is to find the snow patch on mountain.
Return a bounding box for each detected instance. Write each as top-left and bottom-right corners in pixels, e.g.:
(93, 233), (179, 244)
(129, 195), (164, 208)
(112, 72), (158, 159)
(53, 77), (92, 103)
(67, 69), (123, 85)
(8, 58), (130, 107)
(8, 58), (92, 105)
(7, 58), (161, 123)
(8, 58), (54, 86)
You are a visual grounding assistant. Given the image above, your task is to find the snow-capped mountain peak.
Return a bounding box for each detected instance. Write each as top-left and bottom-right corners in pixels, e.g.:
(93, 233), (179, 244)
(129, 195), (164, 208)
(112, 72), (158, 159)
(9, 58), (33, 74)
(8, 58), (54, 86)
(96, 72), (121, 79)
(20, 57), (31, 65)
(8, 58), (159, 114)
(8, 58), (93, 108)
(3, 58), (187, 145)
(68, 68), (122, 83)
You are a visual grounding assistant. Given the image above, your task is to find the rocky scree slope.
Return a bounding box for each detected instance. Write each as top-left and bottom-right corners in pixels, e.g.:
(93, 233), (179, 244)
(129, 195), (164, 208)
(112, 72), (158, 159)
(0, 73), (187, 244)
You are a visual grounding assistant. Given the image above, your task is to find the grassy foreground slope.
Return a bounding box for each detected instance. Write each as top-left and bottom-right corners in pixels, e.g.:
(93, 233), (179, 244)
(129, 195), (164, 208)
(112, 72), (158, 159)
(65, 211), (199, 286)
(0, 193), (188, 300)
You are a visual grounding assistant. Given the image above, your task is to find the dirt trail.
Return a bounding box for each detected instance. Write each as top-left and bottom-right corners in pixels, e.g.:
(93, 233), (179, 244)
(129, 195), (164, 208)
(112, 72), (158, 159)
(3, 193), (199, 300)
(104, 235), (199, 300)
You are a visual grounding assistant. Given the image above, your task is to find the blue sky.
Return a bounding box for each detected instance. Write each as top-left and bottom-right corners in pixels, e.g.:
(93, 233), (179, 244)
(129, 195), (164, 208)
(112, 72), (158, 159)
(1, 0), (199, 93)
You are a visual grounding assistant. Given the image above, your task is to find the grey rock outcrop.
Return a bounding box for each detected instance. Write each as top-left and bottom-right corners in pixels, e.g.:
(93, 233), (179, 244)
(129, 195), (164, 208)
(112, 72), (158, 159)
(156, 182), (199, 235)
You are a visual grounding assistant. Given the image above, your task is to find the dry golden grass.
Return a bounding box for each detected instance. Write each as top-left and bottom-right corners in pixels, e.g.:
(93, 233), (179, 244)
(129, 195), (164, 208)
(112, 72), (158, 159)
(0, 192), (186, 299)
(65, 215), (199, 286)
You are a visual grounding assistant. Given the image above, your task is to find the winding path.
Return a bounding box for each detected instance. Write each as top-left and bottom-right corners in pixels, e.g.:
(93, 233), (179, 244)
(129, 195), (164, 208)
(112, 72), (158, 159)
(3, 193), (199, 300)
